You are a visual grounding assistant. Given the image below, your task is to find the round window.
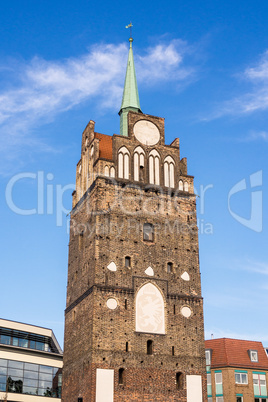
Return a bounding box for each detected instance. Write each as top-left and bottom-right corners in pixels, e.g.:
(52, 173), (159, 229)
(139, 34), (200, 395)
(106, 298), (118, 310)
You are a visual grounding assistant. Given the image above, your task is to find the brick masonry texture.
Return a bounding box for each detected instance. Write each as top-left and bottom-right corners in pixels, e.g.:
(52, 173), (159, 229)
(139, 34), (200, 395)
(62, 111), (207, 401)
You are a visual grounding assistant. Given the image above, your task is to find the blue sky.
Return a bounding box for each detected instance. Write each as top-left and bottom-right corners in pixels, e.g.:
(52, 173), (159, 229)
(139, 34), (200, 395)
(1, 0), (267, 348)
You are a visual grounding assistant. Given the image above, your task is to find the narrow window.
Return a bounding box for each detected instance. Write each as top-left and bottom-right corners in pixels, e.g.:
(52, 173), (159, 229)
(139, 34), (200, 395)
(125, 299), (128, 310)
(147, 340), (153, 355)
(118, 147), (130, 179)
(126, 342), (129, 352)
(104, 166), (109, 177)
(184, 181), (189, 192)
(167, 262), (173, 273)
(164, 156), (175, 188)
(143, 223), (154, 242)
(119, 368), (124, 385)
(172, 346), (175, 356)
(125, 256), (131, 268)
(176, 372), (183, 390)
(110, 167), (115, 178)
(149, 150), (160, 185)
(72, 310), (76, 322)
(173, 305), (176, 315)
(79, 231), (84, 251)
(134, 146), (145, 181)
(179, 180), (183, 191)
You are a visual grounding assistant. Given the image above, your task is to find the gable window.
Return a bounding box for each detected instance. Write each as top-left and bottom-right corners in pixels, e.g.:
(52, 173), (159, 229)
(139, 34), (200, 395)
(250, 350), (259, 362)
(235, 371), (248, 384)
(143, 223), (154, 242)
(118, 147), (130, 180)
(205, 349), (211, 366)
(149, 149), (160, 185)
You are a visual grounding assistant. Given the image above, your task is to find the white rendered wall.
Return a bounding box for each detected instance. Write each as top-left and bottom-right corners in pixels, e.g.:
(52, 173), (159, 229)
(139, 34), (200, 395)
(96, 368), (114, 402)
(186, 375), (203, 402)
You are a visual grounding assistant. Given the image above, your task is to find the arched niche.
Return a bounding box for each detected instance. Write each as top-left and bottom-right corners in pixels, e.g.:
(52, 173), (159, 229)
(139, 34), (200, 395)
(135, 282), (165, 334)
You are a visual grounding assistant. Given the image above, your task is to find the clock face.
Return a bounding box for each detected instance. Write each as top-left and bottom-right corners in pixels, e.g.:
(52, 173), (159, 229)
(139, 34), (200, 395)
(134, 120), (160, 146)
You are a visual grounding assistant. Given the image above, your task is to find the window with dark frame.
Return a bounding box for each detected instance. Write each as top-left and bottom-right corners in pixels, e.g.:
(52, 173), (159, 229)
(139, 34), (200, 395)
(125, 256), (131, 268)
(176, 372), (183, 389)
(119, 368), (124, 385)
(167, 262), (173, 273)
(143, 223), (154, 242)
(147, 340), (153, 355)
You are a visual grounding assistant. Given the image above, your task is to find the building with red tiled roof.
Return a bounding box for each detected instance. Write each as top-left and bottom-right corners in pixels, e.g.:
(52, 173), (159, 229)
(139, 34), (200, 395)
(205, 338), (268, 402)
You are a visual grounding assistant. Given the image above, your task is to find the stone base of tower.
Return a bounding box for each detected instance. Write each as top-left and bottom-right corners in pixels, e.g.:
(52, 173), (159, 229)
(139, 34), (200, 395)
(62, 363), (207, 402)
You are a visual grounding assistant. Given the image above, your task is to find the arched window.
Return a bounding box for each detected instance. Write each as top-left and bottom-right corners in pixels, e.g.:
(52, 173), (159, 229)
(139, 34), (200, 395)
(135, 283), (165, 334)
(179, 180), (183, 191)
(149, 149), (160, 185)
(184, 181), (189, 192)
(167, 262), (173, 273)
(164, 156), (175, 188)
(110, 167), (115, 178)
(176, 372), (183, 390)
(119, 368), (124, 385)
(104, 166), (109, 177)
(133, 146), (145, 182)
(118, 147), (130, 179)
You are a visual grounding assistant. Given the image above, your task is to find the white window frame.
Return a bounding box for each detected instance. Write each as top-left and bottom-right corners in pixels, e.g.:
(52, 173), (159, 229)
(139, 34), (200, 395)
(235, 372), (248, 384)
(250, 350), (259, 362)
(118, 147), (130, 180)
(149, 149), (160, 185)
(205, 350), (211, 366)
(133, 146), (145, 182)
(164, 155), (175, 188)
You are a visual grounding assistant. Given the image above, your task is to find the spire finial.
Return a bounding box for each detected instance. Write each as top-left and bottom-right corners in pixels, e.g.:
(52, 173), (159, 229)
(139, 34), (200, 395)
(125, 22), (133, 40)
(119, 23), (141, 136)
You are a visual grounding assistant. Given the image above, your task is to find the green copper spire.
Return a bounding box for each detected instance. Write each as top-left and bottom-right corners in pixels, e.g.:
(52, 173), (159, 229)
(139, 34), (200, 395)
(119, 37), (141, 136)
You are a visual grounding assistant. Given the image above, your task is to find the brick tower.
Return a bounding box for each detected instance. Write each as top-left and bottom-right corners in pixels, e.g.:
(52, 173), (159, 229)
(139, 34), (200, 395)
(62, 36), (207, 402)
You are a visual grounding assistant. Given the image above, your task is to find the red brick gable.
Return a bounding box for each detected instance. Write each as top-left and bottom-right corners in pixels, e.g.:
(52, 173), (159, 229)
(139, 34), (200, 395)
(94, 132), (113, 160)
(205, 338), (268, 370)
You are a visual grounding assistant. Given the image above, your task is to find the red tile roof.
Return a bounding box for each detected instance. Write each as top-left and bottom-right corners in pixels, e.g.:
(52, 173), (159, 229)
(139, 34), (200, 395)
(94, 132), (113, 160)
(205, 338), (268, 370)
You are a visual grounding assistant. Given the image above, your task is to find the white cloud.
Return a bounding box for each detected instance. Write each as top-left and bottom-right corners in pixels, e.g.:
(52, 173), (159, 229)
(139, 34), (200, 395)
(237, 130), (268, 143)
(0, 39), (196, 175)
(238, 260), (268, 275)
(206, 50), (268, 119)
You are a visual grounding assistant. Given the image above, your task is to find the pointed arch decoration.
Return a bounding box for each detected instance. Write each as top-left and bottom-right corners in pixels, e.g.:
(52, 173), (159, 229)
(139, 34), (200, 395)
(135, 282), (165, 334)
(118, 146), (130, 179)
(133, 146), (145, 181)
(164, 155), (175, 188)
(148, 149), (160, 185)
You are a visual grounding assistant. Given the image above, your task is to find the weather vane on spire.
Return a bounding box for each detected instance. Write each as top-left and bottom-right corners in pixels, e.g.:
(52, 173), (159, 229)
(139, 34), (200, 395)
(125, 22), (133, 39)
